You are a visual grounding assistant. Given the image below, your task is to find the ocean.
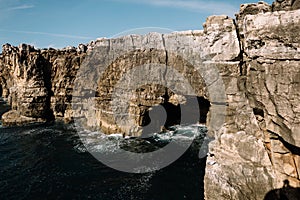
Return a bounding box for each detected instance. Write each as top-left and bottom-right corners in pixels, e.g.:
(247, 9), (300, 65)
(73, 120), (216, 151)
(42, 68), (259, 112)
(0, 120), (207, 200)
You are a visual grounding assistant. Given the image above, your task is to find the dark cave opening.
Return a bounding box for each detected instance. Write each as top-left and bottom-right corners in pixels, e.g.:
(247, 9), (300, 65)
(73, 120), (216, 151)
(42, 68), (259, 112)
(253, 107), (264, 118)
(140, 96), (211, 134)
(0, 85), (11, 120)
(162, 101), (182, 128)
(137, 95), (210, 199)
(197, 97), (211, 124)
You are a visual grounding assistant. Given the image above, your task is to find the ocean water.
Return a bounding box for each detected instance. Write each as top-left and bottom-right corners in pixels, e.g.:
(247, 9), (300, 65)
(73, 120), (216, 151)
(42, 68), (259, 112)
(0, 121), (207, 200)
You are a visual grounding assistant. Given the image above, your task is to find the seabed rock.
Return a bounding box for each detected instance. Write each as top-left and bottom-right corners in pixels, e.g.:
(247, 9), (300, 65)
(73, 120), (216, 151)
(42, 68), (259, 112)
(1, 110), (46, 126)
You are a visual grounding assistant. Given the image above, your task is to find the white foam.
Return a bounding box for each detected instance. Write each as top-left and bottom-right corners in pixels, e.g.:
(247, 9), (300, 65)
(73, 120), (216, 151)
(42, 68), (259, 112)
(74, 124), (207, 153)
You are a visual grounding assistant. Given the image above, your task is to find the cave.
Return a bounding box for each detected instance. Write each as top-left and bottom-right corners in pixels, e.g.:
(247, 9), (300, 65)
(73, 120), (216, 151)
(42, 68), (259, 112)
(253, 107), (264, 118)
(140, 96), (210, 136)
(0, 84), (11, 119)
(0, 85), (2, 98)
(197, 97), (211, 124)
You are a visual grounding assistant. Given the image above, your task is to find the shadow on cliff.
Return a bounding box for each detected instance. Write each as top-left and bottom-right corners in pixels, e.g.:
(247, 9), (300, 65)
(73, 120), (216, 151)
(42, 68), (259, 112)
(0, 85), (10, 120)
(264, 180), (300, 200)
(278, 136), (300, 156)
(40, 56), (55, 121)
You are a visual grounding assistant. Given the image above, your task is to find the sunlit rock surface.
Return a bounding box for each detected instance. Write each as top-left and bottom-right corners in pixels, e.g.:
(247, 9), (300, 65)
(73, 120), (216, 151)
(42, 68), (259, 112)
(0, 0), (299, 199)
(205, 1), (300, 199)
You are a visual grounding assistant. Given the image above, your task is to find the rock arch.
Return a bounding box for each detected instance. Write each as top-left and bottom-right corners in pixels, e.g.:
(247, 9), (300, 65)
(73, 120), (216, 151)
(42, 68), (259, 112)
(92, 49), (210, 136)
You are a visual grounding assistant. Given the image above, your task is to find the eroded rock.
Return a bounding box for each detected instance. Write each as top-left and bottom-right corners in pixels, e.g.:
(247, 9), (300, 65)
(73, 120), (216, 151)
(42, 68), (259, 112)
(0, 0), (299, 199)
(272, 0), (300, 11)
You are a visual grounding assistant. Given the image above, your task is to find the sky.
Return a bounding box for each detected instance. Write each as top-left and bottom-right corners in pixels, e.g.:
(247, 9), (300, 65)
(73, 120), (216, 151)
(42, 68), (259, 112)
(0, 0), (273, 50)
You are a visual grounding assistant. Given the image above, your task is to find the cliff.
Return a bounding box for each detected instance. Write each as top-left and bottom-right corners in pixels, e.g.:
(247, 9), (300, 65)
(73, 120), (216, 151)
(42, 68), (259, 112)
(0, 44), (86, 125)
(0, 0), (300, 199)
(206, 2), (300, 199)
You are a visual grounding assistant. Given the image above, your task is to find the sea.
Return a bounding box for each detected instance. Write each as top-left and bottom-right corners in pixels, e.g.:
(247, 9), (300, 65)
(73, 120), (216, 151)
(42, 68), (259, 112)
(0, 99), (207, 200)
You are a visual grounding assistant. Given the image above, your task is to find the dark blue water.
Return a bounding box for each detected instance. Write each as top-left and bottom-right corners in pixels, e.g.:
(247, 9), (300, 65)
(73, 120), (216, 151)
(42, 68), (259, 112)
(0, 122), (206, 200)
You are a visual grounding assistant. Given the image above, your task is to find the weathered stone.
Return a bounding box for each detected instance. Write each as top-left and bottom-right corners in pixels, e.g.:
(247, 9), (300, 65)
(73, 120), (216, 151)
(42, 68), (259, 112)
(272, 0), (300, 11)
(236, 1), (272, 21)
(1, 110), (46, 126)
(241, 9), (300, 60)
(202, 15), (240, 61)
(0, 0), (299, 199)
(0, 43), (86, 125)
(204, 2), (300, 199)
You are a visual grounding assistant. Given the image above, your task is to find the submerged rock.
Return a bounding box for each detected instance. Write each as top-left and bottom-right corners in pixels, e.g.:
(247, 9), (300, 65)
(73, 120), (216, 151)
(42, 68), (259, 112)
(2, 110), (46, 126)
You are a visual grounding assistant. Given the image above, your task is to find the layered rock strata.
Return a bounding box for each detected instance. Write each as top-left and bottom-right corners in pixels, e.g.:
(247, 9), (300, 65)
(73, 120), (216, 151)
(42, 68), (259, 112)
(0, 44), (86, 125)
(205, 1), (300, 199)
(0, 0), (299, 199)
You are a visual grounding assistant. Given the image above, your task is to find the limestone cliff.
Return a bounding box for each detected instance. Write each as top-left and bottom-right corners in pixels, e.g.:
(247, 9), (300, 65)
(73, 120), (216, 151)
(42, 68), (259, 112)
(205, 1), (300, 199)
(0, 0), (299, 199)
(0, 44), (86, 125)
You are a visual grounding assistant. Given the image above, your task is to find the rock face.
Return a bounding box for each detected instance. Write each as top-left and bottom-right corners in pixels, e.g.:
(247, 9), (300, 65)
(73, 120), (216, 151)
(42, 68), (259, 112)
(0, 0), (299, 199)
(0, 44), (86, 125)
(272, 0), (300, 11)
(205, 1), (300, 200)
(0, 44), (50, 125)
(71, 27), (235, 135)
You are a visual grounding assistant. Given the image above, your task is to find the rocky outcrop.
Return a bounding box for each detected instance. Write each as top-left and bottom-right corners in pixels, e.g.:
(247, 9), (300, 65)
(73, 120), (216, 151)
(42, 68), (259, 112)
(0, 0), (299, 199)
(0, 44), (86, 125)
(272, 0), (300, 11)
(0, 44), (50, 125)
(71, 22), (238, 135)
(204, 1), (300, 200)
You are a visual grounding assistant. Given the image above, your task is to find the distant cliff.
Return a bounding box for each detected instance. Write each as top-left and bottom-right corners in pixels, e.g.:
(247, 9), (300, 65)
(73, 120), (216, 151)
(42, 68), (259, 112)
(0, 44), (87, 125)
(0, 0), (299, 199)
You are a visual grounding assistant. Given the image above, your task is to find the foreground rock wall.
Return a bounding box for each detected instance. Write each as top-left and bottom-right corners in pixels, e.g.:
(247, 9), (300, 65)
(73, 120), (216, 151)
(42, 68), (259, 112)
(0, 0), (299, 199)
(204, 2), (300, 200)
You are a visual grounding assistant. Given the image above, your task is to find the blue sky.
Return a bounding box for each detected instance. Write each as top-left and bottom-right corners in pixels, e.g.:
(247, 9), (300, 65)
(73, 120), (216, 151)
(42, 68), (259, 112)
(0, 0), (273, 49)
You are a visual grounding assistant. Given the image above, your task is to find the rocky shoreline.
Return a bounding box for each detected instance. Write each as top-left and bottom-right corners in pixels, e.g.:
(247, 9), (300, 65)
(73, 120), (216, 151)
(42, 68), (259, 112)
(1, 0), (300, 199)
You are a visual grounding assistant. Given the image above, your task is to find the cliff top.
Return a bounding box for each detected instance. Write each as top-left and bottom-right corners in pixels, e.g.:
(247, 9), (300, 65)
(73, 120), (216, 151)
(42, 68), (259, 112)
(1, 0), (300, 54)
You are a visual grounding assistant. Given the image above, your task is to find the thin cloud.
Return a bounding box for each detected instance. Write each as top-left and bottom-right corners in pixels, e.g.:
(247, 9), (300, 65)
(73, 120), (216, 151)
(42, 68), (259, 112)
(114, 0), (237, 15)
(0, 29), (93, 40)
(7, 4), (35, 11)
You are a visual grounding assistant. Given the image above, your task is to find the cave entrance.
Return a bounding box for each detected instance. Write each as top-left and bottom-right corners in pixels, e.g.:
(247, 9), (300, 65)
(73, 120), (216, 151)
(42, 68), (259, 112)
(140, 96), (210, 136)
(0, 84), (11, 120)
(0, 85), (2, 98)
